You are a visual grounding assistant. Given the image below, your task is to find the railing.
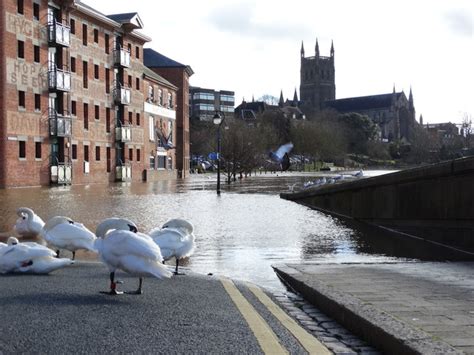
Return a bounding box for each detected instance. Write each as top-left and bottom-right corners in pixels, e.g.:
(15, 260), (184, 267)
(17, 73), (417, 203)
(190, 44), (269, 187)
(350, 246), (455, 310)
(48, 66), (71, 91)
(50, 157), (72, 185)
(47, 20), (70, 47)
(113, 84), (131, 105)
(115, 124), (132, 142)
(113, 47), (131, 68)
(48, 108), (72, 137)
(115, 162), (131, 181)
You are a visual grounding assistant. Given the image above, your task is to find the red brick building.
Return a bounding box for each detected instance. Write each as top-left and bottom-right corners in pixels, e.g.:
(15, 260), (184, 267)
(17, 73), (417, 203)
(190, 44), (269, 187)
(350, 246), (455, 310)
(0, 0), (190, 187)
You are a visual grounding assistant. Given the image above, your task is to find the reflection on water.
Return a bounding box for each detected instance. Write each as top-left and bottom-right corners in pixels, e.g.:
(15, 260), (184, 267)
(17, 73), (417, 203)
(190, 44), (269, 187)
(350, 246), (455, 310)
(0, 171), (422, 291)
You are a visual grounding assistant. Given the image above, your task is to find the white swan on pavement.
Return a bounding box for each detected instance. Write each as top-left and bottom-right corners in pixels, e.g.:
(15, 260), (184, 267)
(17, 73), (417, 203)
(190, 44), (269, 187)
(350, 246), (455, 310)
(14, 207), (45, 238)
(40, 216), (96, 260)
(95, 218), (172, 295)
(0, 237), (73, 274)
(149, 219), (195, 275)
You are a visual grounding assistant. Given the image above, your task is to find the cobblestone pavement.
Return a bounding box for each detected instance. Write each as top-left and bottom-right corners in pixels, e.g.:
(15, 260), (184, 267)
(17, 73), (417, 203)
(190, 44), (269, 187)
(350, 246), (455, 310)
(274, 262), (474, 354)
(271, 290), (381, 354)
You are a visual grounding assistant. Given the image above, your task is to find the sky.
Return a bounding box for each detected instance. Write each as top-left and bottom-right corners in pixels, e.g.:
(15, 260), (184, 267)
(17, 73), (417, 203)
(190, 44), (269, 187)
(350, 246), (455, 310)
(89, 0), (473, 124)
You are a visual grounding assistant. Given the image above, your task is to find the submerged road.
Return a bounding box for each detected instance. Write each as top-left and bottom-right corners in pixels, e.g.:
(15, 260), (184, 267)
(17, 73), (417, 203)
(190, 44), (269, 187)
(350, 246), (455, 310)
(0, 262), (329, 354)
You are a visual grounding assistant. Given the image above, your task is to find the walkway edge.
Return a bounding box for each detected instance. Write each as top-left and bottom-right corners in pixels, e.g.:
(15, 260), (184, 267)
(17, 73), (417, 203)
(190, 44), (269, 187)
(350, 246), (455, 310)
(272, 264), (460, 355)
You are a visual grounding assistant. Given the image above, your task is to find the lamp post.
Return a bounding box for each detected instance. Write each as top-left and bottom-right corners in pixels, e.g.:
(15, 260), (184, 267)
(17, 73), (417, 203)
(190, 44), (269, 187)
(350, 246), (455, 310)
(213, 111), (225, 195)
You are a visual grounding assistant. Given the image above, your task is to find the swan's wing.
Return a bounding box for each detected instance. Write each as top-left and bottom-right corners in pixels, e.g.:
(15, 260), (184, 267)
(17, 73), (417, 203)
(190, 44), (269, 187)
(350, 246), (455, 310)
(274, 142), (294, 160)
(105, 230), (162, 262)
(149, 228), (185, 256)
(44, 223), (96, 249)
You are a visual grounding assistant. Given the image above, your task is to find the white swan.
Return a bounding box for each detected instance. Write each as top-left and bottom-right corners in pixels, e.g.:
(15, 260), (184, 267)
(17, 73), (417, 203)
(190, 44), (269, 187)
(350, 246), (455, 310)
(95, 218), (172, 295)
(149, 219), (195, 275)
(0, 237), (73, 274)
(40, 216), (96, 260)
(13, 207), (45, 238)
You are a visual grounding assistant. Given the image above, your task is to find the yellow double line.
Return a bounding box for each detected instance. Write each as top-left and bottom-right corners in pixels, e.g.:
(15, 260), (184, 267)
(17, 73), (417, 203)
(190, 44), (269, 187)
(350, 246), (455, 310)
(220, 278), (330, 355)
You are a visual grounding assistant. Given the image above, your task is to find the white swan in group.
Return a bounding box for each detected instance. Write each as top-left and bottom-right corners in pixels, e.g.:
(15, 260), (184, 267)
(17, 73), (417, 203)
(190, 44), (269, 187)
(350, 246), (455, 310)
(95, 218), (172, 295)
(149, 219), (195, 275)
(0, 237), (73, 274)
(14, 207), (45, 238)
(39, 216), (96, 260)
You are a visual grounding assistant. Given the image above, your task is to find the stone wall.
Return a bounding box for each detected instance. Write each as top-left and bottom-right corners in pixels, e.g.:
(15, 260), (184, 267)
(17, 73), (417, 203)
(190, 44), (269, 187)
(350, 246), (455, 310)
(281, 157), (474, 253)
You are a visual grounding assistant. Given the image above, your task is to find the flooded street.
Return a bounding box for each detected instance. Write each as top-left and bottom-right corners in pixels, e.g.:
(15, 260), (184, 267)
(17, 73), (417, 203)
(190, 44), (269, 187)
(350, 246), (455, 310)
(0, 171), (411, 291)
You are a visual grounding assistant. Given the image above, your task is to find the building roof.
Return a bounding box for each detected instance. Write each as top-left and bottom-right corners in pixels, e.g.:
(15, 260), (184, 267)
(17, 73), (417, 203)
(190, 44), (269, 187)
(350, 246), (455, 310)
(107, 12), (138, 22)
(325, 92), (403, 112)
(144, 48), (194, 76)
(143, 66), (177, 90)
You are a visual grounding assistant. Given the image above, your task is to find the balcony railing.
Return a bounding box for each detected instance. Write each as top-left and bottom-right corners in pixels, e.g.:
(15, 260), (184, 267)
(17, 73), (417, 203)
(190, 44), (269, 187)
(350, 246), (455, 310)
(113, 85), (131, 105)
(48, 108), (72, 137)
(115, 124), (131, 142)
(48, 67), (71, 92)
(48, 20), (70, 47)
(51, 161), (72, 185)
(113, 47), (131, 68)
(115, 163), (131, 181)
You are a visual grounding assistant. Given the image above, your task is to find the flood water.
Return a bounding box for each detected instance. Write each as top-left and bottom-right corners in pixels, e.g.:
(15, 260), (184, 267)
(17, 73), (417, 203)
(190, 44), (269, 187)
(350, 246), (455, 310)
(0, 170), (424, 291)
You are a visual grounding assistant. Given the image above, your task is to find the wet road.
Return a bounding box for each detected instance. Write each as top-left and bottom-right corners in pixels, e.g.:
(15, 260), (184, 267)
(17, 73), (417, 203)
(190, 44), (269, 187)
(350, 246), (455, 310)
(0, 171), (411, 291)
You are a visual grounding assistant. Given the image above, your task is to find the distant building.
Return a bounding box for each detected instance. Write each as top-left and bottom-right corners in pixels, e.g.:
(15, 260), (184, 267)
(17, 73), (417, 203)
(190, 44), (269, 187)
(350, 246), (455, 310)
(299, 39), (335, 112)
(144, 48), (194, 178)
(325, 88), (417, 142)
(189, 87), (235, 122)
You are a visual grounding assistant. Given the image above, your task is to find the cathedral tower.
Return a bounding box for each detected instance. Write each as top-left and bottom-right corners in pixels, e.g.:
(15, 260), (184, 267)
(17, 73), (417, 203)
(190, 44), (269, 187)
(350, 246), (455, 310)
(300, 38), (336, 112)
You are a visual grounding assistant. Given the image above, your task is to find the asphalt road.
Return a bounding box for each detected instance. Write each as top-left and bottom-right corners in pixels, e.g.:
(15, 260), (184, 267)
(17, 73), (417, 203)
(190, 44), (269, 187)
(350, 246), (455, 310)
(0, 262), (328, 354)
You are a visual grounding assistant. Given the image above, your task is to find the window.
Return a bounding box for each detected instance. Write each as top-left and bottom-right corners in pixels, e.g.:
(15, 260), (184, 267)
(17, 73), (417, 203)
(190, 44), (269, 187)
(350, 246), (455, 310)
(127, 43), (132, 55)
(35, 142), (41, 159)
(129, 148), (133, 161)
(84, 145), (89, 162)
(94, 64), (99, 79)
(95, 105), (99, 120)
(34, 94), (41, 111)
(136, 78), (140, 90)
(149, 155), (155, 169)
(128, 75), (132, 87)
(104, 34), (109, 54)
(158, 156), (166, 169)
(34, 45), (40, 63)
(135, 46), (140, 59)
(71, 100), (77, 115)
(105, 68), (110, 93)
(70, 57), (76, 72)
(136, 113), (140, 126)
(19, 141), (26, 158)
(158, 89), (163, 105)
(82, 61), (88, 88)
(33, 3), (39, 20)
(70, 19), (75, 34)
(168, 92), (173, 108)
(93, 28), (98, 43)
(95, 146), (100, 161)
(128, 112), (133, 125)
(106, 108), (111, 133)
(83, 103), (88, 129)
(137, 149), (141, 162)
(82, 24), (87, 46)
(17, 40), (24, 58)
(18, 91), (25, 108)
(106, 147), (111, 172)
(148, 85), (154, 102)
(17, 0), (24, 14)
(72, 144), (77, 160)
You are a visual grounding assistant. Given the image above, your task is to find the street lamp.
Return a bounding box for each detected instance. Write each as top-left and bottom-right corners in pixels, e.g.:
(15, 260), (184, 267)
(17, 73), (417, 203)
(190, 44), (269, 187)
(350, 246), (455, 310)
(213, 111), (225, 195)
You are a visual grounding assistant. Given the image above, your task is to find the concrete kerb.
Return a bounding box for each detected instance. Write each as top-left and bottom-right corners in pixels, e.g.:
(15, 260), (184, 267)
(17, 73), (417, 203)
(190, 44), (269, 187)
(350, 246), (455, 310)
(272, 264), (461, 355)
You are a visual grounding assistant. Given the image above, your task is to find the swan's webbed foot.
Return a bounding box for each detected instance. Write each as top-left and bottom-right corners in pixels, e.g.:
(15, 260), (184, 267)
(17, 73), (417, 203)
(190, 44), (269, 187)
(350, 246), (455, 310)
(100, 272), (124, 295)
(173, 258), (185, 275)
(125, 278), (143, 295)
(100, 289), (123, 295)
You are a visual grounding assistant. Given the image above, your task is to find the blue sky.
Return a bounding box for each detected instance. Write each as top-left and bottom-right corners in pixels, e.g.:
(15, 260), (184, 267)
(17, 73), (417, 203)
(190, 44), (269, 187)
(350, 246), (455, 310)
(90, 0), (473, 124)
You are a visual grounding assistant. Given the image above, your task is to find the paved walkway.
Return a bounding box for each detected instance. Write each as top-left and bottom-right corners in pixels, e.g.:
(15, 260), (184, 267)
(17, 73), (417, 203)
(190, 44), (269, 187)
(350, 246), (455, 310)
(0, 261), (330, 354)
(273, 262), (474, 354)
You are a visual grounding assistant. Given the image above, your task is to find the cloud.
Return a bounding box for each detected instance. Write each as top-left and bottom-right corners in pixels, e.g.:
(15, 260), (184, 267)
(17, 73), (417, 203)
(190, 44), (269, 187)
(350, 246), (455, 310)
(207, 2), (312, 40)
(444, 9), (472, 37)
